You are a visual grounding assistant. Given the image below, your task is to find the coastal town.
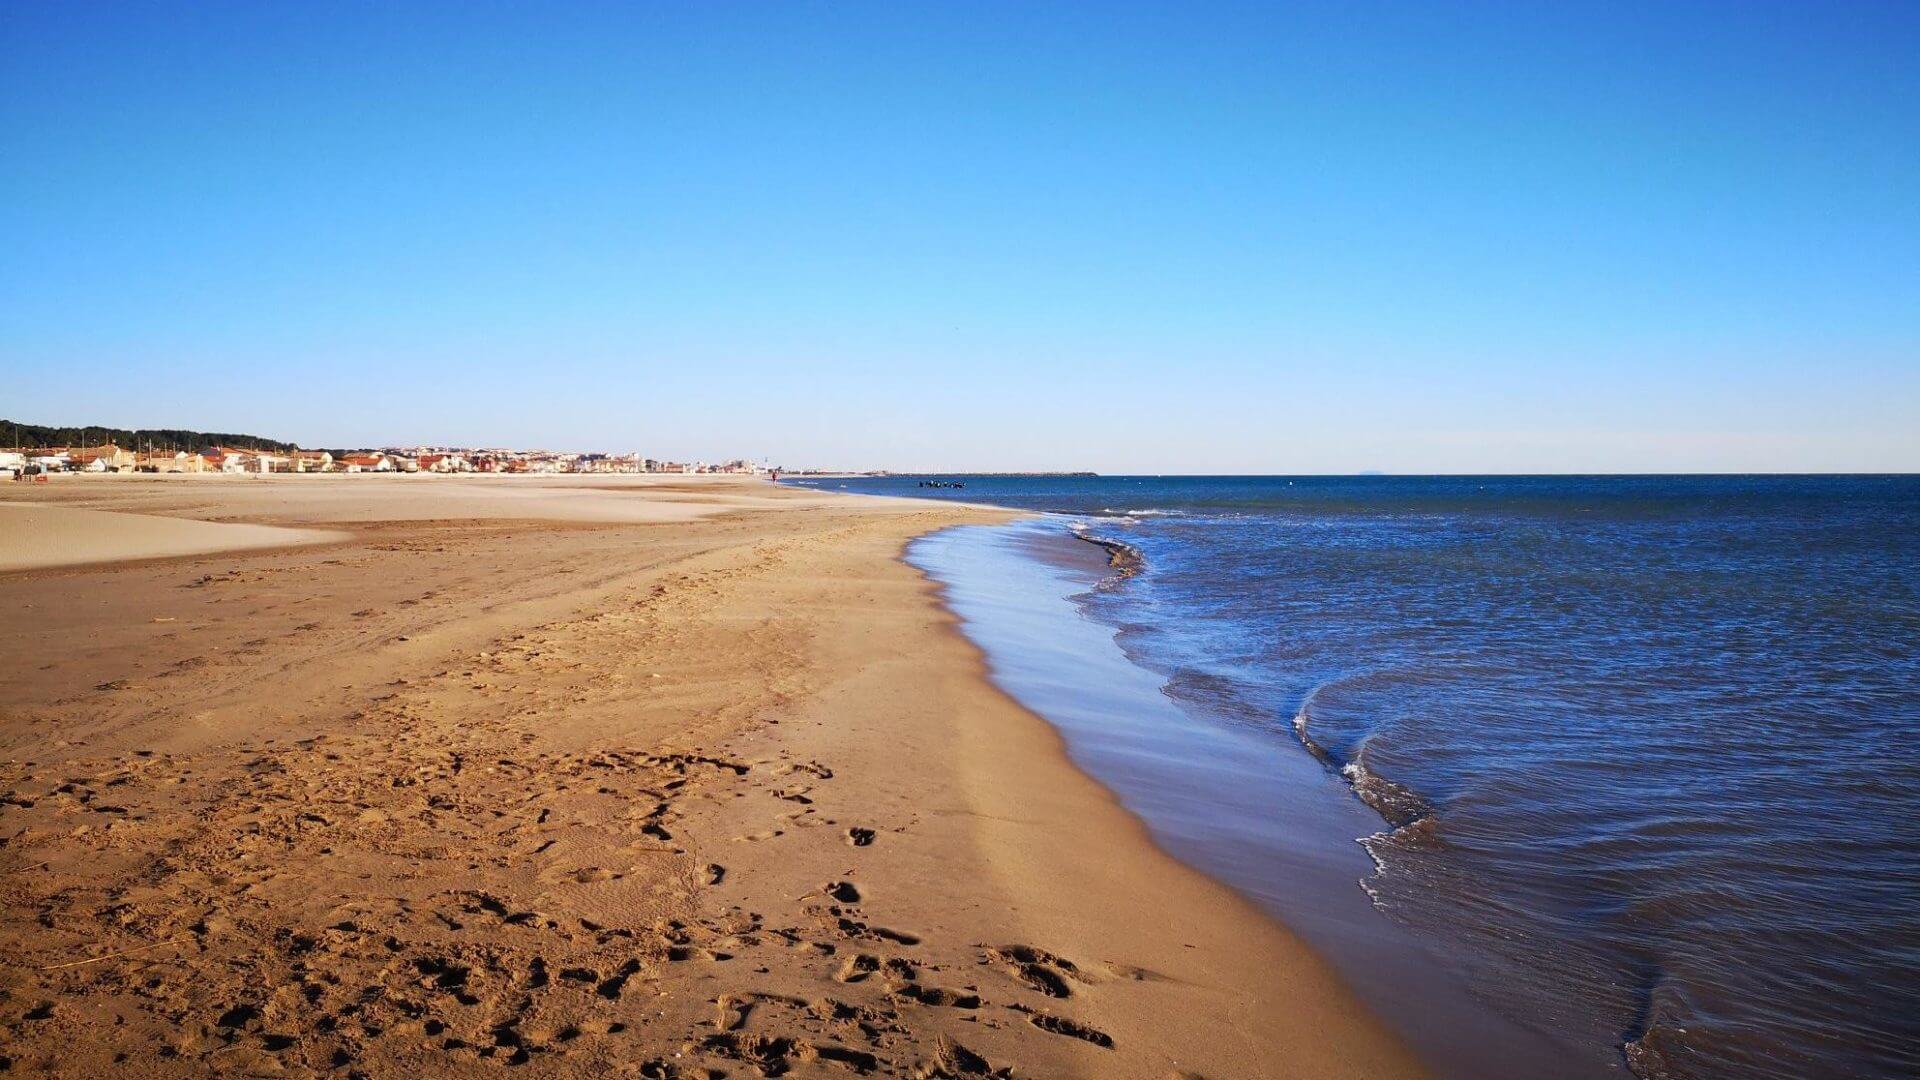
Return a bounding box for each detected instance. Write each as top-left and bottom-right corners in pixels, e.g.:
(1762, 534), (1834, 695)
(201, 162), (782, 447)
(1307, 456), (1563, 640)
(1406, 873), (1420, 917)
(1, 441), (772, 479)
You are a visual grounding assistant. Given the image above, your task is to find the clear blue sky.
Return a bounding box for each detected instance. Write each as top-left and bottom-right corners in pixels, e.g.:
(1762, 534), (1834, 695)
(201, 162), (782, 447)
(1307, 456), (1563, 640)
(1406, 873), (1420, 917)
(3, 2), (1915, 472)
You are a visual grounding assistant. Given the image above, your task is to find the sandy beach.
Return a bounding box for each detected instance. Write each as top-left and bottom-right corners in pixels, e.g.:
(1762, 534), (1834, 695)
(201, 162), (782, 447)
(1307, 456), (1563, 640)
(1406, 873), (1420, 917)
(0, 474), (1423, 1079)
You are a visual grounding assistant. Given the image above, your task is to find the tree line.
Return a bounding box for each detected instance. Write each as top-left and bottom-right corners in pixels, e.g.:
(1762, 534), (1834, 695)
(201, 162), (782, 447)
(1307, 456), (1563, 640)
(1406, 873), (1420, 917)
(2, 419), (300, 453)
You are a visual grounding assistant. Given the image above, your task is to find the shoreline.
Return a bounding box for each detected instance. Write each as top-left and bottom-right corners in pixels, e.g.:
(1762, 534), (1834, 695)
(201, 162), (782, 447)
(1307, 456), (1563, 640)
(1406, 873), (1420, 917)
(0, 474), (1423, 1078)
(912, 516), (1585, 1080)
(901, 529), (1432, 1079)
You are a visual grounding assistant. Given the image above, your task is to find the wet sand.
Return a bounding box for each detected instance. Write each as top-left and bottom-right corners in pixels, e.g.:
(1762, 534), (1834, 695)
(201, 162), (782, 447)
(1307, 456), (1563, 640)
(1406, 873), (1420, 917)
(0, 474), (1425, 1078)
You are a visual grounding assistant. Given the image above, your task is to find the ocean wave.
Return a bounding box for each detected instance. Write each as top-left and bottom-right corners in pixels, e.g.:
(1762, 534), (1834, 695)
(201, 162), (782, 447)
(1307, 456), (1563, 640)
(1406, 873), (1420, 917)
(1292, 709), (1337, 765)
(1294, 701), (1432, 830)
(1342, 747), (1433, 831)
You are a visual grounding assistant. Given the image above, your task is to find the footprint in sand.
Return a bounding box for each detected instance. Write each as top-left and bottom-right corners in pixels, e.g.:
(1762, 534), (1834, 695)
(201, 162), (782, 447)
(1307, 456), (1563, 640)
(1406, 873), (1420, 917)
(714, 994), (752, 1031)
(835, 953), (880, 983)
(986, 944), (1083, 999)
(1025, 1011), (1114, 1047)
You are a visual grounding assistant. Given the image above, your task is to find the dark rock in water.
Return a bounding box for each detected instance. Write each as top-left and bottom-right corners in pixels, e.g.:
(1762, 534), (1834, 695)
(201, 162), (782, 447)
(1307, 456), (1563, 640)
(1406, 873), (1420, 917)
(1073, 532), (1143, 577)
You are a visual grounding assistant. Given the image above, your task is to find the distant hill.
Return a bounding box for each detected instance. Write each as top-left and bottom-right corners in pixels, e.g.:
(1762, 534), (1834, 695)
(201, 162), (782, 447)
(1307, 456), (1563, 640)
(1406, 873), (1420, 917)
(1, 419), (300, 453)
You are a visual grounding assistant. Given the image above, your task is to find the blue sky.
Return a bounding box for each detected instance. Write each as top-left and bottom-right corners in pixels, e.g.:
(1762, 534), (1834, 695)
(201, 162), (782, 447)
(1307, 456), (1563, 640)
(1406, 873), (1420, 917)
(3, 1), (1915, 471)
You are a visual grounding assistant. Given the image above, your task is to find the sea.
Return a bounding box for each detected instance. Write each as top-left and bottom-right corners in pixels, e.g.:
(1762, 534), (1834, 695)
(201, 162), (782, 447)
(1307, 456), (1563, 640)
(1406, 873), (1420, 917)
(781, 474), (1920, 1080)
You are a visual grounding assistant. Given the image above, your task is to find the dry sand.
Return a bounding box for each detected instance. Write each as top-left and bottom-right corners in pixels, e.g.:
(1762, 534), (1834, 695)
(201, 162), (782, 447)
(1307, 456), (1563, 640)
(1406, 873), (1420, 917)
(0, 474), (1425, 1078)
(0, 503), (342, 573)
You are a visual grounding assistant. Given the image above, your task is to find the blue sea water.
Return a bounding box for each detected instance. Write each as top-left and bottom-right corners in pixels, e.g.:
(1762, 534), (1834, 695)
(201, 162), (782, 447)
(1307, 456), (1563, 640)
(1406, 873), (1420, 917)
(788, 474), (1920, 1080)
